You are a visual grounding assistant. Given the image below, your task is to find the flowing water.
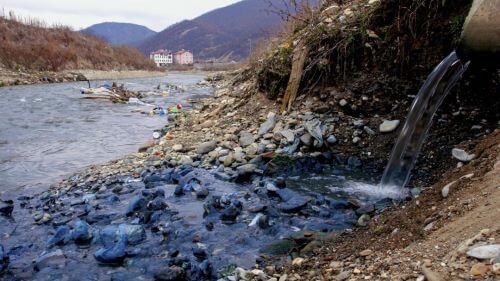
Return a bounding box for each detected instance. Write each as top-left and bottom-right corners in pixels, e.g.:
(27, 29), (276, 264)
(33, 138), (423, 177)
(0, 73), (212, 195)
(380, 51), (469, 189)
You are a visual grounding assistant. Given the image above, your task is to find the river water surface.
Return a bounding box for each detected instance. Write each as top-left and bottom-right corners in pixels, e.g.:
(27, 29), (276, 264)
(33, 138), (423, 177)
(0, 73), (212, 195)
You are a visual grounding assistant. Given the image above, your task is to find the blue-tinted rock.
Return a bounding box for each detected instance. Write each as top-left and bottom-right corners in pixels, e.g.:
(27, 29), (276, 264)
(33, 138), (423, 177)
(0, 244), (8, 272)
(118, 224), (146, 245)
(126, 196), (147, 216)
(71, 220), (92, 245)
(174, 184), (184, 196)
(147, 197), (168, 211)
(220, 202), (242, 222)
(192, 246), (207, 261)
(0, 200), (13, 217)
(278, 196), (310, 213)
(275, 188), (298, 201)
(94, 239), (127, 265)
(47, 225), (71, 248)
(34, 249), (66, 271)
(106, 195), (120, 204)
(143, 174), (162, 183)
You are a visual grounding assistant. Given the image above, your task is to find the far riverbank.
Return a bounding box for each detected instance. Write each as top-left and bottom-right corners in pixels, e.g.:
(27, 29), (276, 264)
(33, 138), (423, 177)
(0, 67), (167, 87)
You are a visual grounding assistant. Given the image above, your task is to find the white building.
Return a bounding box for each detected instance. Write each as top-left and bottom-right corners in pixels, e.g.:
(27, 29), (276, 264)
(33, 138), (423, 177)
(150, 50), (173, 66)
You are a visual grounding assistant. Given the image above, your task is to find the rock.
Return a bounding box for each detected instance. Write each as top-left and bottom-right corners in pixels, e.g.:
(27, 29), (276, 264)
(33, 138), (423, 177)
(492, 263), (500, 275)
(258, 112), (277, 136)
(292, 257), (305, 266)
(71, 220), (92, 245)
(470, 263), (488, 276)
(47, 226), (71, 247)
(339, 99), (348, 107)
(0, 244), (8, 272)
(154, 265), (185, 281)
(147, 197), (168, 211)
(249, 213), (269, 229)
(379, 120), (400, 133)
(192, 182), (209, 198)
(94, 239), (127, 265)
(357, 214), (370, 226)
(0, 200), (14, 217)
(172, 144), (183, 152)
(174, 185), (184, 196)
(278, 196), (309, 213)
(35, 249), (66, 271)
(304, 120), (323, 147)
(179, 155), (193, 166)
(197, 141), (217, 154)
(126, 196), (147, 216)
(118, 224), (146, 245)
(279, 129), (295, 143)
(327, 135), (337, 144)
(359, 249), (373, 256)
(451, 148), (475, 162)
(239, 131), (255, 147)
(236, 164), (257, 175)
(467, 245), (500, 259)
(300, 133), (313, 146)
(441, 181), (456, 198)
(223, 153), (235, 166)
(220, 202), (241, 222)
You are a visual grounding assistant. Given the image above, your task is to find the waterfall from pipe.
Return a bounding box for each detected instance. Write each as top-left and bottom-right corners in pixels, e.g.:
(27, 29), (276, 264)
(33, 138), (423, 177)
(379, 51), (470, 190)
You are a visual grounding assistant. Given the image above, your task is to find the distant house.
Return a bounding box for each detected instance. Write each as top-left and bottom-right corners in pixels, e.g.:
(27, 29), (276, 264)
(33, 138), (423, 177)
(149, 49), (173, 66)
(174, 50), (194, 65)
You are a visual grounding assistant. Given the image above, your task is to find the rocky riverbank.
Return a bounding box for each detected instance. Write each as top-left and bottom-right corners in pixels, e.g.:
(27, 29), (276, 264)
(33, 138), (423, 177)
(1, 70), (498, 280)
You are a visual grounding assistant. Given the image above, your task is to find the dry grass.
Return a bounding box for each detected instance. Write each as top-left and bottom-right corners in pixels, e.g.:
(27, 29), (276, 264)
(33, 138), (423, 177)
(0, 13), (157, 72)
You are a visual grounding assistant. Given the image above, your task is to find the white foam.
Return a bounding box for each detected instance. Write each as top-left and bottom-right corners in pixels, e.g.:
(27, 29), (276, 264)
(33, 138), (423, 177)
(330, 181), (408, 200)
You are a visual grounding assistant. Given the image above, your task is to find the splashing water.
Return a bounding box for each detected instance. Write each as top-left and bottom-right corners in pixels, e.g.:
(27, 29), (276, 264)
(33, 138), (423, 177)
(380, 51), (469, 190)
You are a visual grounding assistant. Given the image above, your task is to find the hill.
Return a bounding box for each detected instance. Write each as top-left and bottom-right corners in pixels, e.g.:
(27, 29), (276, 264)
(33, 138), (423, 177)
(137, 0), (314, 61)
(82, 22), (157, 45)
(0, 16), (157, 72)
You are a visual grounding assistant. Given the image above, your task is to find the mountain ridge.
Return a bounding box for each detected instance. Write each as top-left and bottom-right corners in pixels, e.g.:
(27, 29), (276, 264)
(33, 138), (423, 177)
(82, 22), (157, 45)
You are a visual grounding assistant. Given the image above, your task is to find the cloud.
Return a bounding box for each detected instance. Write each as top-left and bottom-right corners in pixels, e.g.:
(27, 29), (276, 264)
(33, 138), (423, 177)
(0, 0), (241, 31)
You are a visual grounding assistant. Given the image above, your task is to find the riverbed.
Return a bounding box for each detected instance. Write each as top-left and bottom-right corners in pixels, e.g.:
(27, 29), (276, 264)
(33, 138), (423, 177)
(0, 73), (212, 196)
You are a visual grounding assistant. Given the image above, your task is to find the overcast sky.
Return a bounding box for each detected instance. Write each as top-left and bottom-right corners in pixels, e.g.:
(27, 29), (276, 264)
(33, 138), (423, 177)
(0, 0), (241, 31)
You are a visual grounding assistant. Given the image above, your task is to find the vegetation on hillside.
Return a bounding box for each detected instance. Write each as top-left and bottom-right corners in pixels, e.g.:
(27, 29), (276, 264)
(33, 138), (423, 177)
(0, 14), (157, 72)
(254, 0), (475, 101)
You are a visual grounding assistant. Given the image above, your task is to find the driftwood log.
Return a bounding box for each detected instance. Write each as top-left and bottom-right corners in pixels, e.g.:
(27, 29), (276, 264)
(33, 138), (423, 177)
(281, 41), (309, 112)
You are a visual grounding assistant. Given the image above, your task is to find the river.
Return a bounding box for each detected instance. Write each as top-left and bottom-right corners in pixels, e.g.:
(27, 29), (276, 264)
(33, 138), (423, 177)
(0, 73), (212, 196)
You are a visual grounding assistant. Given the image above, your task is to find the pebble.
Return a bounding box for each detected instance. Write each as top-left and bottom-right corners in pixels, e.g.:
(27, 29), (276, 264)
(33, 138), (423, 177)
(379, 120), (400, 133)
(172, 144), (183, 152)
(71, 220), (93, 245)
(197, 141), (217, 154)
(327, 135), (337, 144)
(451, 148), (475, 162)
(466, 244), (500, 259)
(357, 214), (370, 226)
(34, 249), (66, 271)
(292, 257), (305, 266)
(258, 112), (277, 136)
(470, 262), (488, 276)
(94, 239), (127, 265)
(441, 181), (456, 198)
(359, 249), (373, 256)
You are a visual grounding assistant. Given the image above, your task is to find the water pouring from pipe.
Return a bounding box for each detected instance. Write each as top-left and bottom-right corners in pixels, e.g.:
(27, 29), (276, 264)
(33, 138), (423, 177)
(379, 51), (469, 191)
